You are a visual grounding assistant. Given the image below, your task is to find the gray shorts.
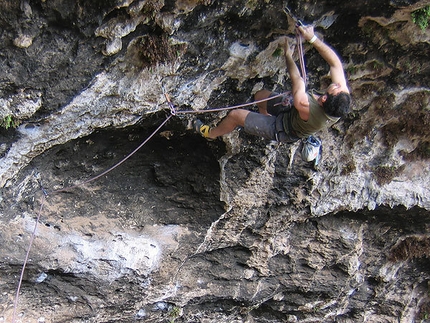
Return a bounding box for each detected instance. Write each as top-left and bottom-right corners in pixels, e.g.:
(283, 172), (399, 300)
(244, 112), (277, 140)
(243, 92), (298, 143)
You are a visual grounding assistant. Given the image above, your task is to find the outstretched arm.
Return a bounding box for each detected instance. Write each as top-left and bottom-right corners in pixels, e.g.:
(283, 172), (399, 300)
(283, 39), (310, 121)
(297, 25), (350, 93)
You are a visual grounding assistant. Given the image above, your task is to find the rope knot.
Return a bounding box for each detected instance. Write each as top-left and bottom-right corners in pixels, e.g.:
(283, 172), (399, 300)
(164, 93), (177, 115)
(168, 102), (177, 115)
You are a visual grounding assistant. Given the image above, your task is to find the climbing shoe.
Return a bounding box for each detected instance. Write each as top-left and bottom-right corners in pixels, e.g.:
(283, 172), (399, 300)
(193, 119), (211, 138)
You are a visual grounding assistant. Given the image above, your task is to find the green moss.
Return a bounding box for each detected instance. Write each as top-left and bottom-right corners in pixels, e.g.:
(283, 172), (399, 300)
(1, 115), (19, 129)
(346, 65), (358, 75)
(169, 306), (181, 322)
(411, 6), (430, 31)
(272, 47), (282, 57)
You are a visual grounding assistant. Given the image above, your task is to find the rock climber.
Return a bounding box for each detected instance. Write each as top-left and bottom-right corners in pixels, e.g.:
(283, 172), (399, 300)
(194, 25), (351, 144)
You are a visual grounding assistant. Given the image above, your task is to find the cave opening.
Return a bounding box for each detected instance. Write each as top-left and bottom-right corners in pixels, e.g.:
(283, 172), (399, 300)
(7, 115), (227, 231)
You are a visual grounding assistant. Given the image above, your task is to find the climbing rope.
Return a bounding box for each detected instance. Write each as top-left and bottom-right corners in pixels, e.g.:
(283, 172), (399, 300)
(284, 5), (308, 88)
(172, 92), (284, 115)
(296, 29), (307, 88)
(12, 194), (46, 323)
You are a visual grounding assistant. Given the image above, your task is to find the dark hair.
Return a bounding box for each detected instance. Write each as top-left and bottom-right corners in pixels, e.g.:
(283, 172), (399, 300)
(323, 92), (351, 117)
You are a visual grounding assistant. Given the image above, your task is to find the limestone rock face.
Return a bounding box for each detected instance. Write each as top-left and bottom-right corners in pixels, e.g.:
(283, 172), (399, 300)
(0, 0), (429, 322)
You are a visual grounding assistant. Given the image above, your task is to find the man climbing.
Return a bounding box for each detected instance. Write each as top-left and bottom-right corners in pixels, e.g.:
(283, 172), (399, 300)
(194, 25), (351, 144)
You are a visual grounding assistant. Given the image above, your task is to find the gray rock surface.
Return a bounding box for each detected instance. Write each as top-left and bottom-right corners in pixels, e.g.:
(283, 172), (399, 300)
(0, 0), (429, 322)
